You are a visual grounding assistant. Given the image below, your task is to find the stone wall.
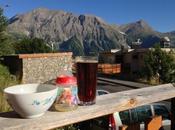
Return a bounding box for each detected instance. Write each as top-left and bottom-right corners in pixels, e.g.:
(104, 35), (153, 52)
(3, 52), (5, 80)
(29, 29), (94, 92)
(20, 53), (73, 83)
(1, 53), (72, 84)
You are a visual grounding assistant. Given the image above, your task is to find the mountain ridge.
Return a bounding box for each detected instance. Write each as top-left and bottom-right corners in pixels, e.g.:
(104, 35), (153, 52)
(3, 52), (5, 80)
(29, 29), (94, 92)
(119, 19), (163, 47)
(7, 8), (175, 55)
(7, 8), (127, 55)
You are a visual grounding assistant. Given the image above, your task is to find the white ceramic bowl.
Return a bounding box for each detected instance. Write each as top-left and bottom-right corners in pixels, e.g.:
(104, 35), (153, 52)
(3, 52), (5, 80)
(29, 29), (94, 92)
(4, 84), (58, 118)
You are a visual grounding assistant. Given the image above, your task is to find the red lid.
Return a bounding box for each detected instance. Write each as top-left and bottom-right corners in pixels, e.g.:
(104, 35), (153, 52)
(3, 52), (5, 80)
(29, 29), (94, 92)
(56, 75), (77, 86)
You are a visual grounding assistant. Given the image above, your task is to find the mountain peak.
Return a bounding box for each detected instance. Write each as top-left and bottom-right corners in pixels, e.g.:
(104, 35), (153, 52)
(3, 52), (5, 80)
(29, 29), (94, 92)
(119, 19), (155, 35)
(135, 19), (151, 29)
(136, 19), (147, 25)
(119, 19), (161, 48)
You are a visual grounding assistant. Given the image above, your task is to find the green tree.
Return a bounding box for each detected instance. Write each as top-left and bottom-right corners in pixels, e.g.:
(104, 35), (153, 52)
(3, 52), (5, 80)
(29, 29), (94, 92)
(14, 38), (53, 54)
(0, 32), (16, 55)
(0, 8), (15, 55)
(144, 44), (175, 83)
(0, 8), (7, 32)
(60, 36), (84, 56)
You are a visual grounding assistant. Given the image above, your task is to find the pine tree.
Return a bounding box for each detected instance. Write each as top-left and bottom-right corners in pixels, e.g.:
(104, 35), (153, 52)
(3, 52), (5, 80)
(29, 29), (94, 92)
(144, 44), (175, 83)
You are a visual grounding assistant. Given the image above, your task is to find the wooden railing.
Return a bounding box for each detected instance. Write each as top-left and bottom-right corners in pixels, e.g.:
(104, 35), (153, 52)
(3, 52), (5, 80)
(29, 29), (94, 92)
(0, 83), (175, 130)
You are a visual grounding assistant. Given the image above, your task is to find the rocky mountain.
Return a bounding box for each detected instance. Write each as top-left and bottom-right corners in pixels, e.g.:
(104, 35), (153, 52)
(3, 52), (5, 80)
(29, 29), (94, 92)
(7, 8), (175, 55)
(119, 20), (175, 47)
(119, 20), (162, 47)
(119, 20), (154, 34)
(7, 8), (127, 55)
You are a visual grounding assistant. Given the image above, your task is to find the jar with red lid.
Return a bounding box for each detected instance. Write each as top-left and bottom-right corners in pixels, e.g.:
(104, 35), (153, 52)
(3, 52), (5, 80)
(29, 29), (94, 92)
(54, 74), (78, 111)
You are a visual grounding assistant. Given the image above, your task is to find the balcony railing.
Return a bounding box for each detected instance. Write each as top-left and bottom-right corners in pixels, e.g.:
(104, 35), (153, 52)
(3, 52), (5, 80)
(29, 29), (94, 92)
(0, 83), (175, 130)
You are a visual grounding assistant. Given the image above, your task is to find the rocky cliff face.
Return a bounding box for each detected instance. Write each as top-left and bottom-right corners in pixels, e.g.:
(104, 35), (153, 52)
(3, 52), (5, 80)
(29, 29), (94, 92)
(8, 8), (127, 55)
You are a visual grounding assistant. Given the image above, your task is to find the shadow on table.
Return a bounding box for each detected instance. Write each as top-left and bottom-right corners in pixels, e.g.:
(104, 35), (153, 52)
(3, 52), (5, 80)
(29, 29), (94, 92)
(0, 111), (21, 119)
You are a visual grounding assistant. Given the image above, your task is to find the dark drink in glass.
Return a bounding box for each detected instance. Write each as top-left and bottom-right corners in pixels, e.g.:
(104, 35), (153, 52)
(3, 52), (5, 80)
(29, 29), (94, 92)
(76, 56), (98, 105)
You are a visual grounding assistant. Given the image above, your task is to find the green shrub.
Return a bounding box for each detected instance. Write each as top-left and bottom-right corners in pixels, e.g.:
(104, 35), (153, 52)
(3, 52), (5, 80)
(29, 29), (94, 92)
(14, 37), (53, 54)
(0, 64), (18, 112)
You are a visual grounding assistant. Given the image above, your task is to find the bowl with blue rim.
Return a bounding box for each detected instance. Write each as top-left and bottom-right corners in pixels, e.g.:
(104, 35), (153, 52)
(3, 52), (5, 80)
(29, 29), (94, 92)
(4, 84), (58, 118)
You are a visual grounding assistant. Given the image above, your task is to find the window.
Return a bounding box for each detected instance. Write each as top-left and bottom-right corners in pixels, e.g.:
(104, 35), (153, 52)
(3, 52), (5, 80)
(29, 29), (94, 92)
(119, 110), (130, 125)
(130, 109), (138, 123)
(133, 54), (139, 59)
(129, 105), (152, 124)
(153, 105), (170, 120)
(135, 105), (152, 123)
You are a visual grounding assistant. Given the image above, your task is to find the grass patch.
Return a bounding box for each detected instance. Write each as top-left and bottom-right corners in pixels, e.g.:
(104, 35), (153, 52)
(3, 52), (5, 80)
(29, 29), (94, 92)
(0, 64), (19, 112)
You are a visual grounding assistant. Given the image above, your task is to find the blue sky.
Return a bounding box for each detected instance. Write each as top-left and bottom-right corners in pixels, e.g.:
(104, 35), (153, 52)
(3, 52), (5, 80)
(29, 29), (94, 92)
(0, 0), (175, 32)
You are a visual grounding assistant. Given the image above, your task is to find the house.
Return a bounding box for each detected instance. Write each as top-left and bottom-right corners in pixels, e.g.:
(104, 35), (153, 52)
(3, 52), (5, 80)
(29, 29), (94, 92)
(99, 48), (149, 79)
(160, 36), (171, 48)
(99, 45), (175, 80)
(98, 50), (121, 74)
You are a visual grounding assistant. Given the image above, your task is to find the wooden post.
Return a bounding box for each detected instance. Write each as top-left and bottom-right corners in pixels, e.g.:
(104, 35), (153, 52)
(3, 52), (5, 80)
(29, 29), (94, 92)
(171, 97), (175, 130)
(145, 116), (162, 130)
